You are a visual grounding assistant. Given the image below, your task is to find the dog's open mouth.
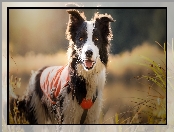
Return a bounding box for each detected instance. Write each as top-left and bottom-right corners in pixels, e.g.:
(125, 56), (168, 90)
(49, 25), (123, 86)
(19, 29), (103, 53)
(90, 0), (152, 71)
(83, 59), (96, 70)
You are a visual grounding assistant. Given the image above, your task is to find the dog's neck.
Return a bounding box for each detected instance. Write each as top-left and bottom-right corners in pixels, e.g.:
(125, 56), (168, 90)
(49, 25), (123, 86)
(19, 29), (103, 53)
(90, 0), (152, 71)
(75, 58), (106, 100)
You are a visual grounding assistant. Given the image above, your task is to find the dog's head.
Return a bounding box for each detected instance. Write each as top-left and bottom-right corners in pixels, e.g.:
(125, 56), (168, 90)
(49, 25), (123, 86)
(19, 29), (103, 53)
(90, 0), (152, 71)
(66, 10), (114, 71)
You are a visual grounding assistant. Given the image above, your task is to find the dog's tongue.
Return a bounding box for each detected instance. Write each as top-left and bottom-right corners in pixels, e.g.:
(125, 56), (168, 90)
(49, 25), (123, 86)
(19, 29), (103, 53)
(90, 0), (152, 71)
(84, 60), (93, 68)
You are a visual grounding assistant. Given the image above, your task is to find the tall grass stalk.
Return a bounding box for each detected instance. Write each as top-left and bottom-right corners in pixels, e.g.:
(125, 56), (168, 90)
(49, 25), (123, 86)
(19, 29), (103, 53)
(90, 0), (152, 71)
(135, 42), (166, 124)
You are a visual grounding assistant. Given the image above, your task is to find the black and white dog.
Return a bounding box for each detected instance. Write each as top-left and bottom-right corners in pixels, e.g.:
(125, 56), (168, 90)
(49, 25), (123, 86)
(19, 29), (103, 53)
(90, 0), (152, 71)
(9, 10), (114, 124)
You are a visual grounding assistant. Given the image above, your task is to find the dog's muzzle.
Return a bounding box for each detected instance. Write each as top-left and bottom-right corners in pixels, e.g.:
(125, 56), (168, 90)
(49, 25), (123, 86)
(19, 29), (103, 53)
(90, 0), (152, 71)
(82, 49), (96, 70)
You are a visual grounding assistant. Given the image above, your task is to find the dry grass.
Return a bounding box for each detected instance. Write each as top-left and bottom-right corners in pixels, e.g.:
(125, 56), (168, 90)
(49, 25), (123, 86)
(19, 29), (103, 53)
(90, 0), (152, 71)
(9, 43), (166, 124)
(100, 42), (166, 124)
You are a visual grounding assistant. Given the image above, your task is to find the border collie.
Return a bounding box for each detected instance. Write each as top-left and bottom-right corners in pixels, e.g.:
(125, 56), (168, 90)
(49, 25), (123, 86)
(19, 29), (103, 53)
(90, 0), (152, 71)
(9, 9), (114, 124)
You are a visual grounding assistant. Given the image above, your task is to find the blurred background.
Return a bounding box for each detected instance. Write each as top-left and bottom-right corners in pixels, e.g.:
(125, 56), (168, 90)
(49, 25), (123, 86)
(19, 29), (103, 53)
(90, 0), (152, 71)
(9, 8), (166, 124)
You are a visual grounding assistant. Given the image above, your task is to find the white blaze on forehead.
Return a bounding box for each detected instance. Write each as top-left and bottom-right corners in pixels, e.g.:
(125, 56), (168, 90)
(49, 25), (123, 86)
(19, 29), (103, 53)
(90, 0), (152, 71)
(86, 21), (94, 42)
(81, 20), (99, 68)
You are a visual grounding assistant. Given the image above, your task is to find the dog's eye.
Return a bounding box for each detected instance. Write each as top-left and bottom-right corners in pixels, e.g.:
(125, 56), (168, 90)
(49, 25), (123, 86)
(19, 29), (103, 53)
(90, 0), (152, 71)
(94, 37), (99, 42)
(79, 37), (83, 41)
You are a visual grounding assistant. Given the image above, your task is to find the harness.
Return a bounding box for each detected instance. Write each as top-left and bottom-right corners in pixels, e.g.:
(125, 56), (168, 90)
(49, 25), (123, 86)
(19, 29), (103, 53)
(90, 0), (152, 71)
(40, 65), (70, 104)
(40, 65), (98, 124)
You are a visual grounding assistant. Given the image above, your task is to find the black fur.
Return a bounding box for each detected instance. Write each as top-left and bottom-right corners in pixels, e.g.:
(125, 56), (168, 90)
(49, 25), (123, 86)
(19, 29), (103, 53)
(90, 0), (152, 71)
(28, 67), (48, 124)
(25, 96), (38, 124)
(18, 99), (26, 117)
(66, 84), (72, 94)
(35, 67), (48, 98)
(71, 72), (87, 104)
(22, 67), (48, 124)
(66, 10), (86, 43)
(93, 15), (114, 66)
(75, 22), (88, 48)
(59, 95), (65, 123)
(70, 57), (78, 70)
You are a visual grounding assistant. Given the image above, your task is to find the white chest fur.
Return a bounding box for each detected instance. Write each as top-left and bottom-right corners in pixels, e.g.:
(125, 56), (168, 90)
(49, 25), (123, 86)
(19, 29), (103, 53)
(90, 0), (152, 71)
(76, 57), (106, 99)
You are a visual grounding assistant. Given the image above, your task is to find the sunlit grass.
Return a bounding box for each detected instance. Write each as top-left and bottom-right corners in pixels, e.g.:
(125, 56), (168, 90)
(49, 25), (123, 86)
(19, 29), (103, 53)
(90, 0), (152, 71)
(134, 43), (166, 124)
(125, 42), (165, 124)
(100, 42), (166, 124)
(9, 75), (29, 124)
(9, 43), (166, 124)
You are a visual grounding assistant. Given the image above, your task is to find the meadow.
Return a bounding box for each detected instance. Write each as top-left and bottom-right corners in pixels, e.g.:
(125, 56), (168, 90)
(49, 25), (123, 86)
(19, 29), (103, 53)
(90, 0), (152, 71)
(9, 42), (166, 124)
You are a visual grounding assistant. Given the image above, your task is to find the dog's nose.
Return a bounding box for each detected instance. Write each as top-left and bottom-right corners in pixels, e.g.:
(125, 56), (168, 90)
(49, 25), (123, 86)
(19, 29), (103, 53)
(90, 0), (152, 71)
(85, 49), (93, 58)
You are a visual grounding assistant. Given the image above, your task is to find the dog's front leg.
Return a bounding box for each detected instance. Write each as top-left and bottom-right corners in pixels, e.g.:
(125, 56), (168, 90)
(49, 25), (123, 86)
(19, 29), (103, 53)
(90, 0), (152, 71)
(61, 92), (84, 124)
(73, 105), (84, 124)
(84, 98), (102, 124)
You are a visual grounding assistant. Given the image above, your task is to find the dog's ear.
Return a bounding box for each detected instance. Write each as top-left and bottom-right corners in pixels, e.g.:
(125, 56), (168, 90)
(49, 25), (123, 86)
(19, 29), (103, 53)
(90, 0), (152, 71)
(94, 13), (115, 42)
(98, 16), (115, 25)
(66, 10), (86, 41)
(95, 13), (115, 26)
(67, 10), (85, 24)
